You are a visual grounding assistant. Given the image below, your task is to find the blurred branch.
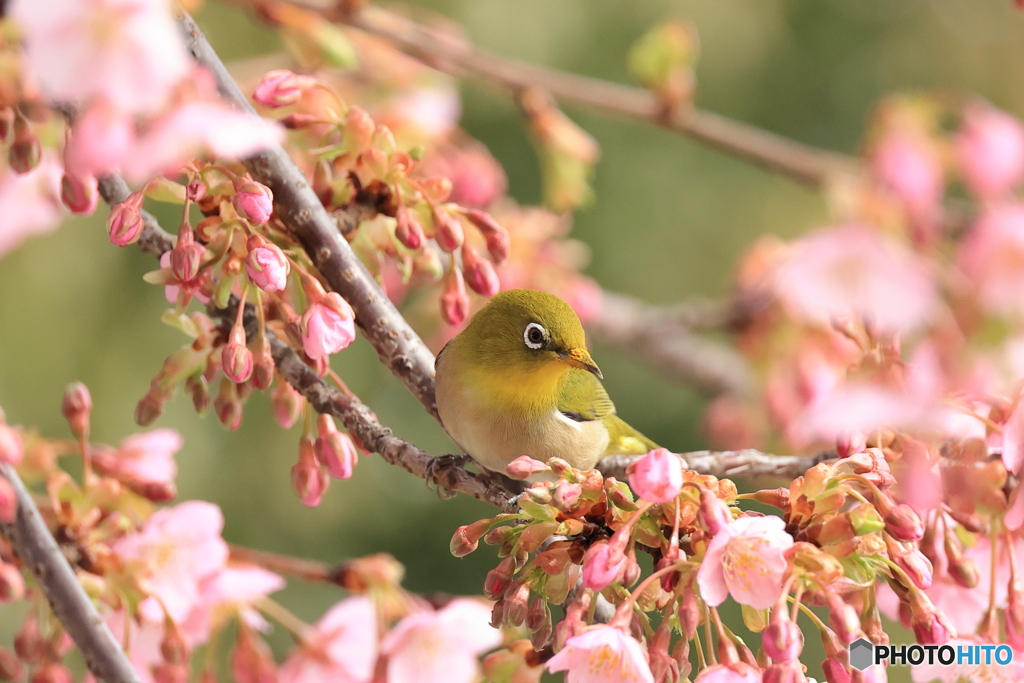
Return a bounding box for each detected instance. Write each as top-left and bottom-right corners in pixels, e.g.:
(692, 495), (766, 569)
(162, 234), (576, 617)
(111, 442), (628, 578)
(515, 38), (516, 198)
(229, 544), (343, 584)
(273, 1), (860, 188)
(599, 448), (836, 482)
(0, 464), (142, 683)
(179, 10), (440, 418)
(588, 291), (757, 396)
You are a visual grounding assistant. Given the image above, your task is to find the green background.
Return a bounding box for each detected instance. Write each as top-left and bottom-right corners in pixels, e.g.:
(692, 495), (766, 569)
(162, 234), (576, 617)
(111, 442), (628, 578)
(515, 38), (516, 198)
(3, 0), (1023, 680)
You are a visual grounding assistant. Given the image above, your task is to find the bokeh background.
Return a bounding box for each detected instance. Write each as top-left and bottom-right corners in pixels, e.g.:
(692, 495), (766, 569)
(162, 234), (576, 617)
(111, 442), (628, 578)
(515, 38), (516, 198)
(2, 0), (1023, 680)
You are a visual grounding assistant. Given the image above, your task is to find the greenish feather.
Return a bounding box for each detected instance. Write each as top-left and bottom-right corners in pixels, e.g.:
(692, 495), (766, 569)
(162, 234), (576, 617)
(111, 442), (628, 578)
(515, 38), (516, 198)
(556, 369), (658, 456)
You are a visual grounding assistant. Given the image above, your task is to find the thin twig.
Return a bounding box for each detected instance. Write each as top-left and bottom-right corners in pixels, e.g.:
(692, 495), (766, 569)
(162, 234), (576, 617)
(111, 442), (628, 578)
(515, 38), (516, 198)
(599, 448), (836, 482)
(178, 10), (440, 418)
(282, 1), (860, 188)
(0, 464), (141, 683)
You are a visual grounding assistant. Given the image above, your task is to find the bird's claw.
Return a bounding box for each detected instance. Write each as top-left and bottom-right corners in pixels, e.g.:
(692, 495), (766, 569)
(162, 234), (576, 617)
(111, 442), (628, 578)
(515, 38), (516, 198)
(425, 453), (473, 499)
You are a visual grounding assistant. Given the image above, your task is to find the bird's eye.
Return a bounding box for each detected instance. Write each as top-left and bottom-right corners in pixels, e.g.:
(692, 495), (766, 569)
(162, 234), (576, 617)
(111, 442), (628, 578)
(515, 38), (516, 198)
(524, 322), (546, 349)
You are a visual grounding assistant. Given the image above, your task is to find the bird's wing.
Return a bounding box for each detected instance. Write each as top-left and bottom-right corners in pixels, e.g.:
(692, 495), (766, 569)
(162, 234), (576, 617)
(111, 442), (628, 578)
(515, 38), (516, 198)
(602, 414), (659, 456)
(556, 369), (616, 422)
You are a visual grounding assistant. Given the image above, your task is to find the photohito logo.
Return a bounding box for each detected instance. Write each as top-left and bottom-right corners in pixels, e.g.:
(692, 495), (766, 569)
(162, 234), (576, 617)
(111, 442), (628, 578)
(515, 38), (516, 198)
(848, 637), (1016, 670)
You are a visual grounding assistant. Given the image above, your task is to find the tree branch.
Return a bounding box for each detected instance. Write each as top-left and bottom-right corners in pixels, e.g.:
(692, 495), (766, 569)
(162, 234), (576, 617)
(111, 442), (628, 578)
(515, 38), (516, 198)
(274, 1), (860, 188)
(599, 448), (836, 482)
(0, 464), (142, 683)
(178, 10), (440, 419)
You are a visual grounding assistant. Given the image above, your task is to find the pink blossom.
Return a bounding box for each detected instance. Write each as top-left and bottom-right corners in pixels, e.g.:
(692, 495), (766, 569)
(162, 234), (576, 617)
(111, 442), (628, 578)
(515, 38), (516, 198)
(60, 171), (99, 215)
(111, 501), (229, 623)
(10, 0), (190, 114)
(693, 663), (761, 683)
(871, 128), (943, 216)
(0, 423), (24, 466)
(93, 428), (182, 486)
(389, 86), (462, 139)
(774, 224), (937, 334)
(234, 182), (274, 225)
(252, 70), (317, 108)
(158, 252), (210, 304)
(103, 611), (165, 683)
(546, 626), (654, 683)
(790, 383), (933, 448)
(381, 598), (501, 683)
(910, 639), (1024, 683)
(64, 102), (136, 177)
(1001, 396), (1024, 477)
(246, 237), (290, 292)
(957, 204), (1024, 317)
(278, 596), (378, 683)
(627, 448), (684, 503)
(697, 515), (793, 610)
(301, 294), (356, 360)
(179, 565), (285, 646)
(956, 103), (1024, 201)
(581, 541), (626, 592)
(0, 154), (65, 258)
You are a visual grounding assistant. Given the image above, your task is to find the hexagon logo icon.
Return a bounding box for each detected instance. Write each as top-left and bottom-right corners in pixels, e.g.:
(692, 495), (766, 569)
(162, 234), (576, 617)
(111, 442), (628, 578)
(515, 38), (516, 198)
(849, 637), (874, 671)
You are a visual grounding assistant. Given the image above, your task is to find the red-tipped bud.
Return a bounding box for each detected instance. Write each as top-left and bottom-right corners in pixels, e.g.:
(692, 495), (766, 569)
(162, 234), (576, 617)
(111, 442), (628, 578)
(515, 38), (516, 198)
(464, 209), (510, 263)
(581, 540), (626, 591)
(0, 648), (22, 681)
(14, 614), (42, 663)
(505, 456), (548, 480)
(222, 323), (254, 384)
(245, 235), (290, 293)
(314, 415), (358, 479)
(253, 69), (317, 108)
(233, 628), (277, 683)
(552, 480), (582, 510)
(821, 656), (852, 683)
(31, 664), (72, 683)
(450, 518), (493, 557)
(233, 181), (274, 225)
(61, 381), (92, 440)
(440, 265), (470, 326)
(214, 378), (243, 430)
(9, 116), (39, 174)
(944, 534), (979, 588)
(836, 431), (866, 459)
(185, 375), (210, 415)
(432, 207), (464, 252)
(250, 333), (274, 391)
(763, 662), (807, 683)
(502, 582), (530, 627)
(160, 622), (188, 665)
(0, 562), (24, 602)
(825, 592), (861, 645)
(461, 245), (500, 297)
(60, 171), (99, 215)
(894, 547), (933, 590)
(395, 204), (425, 250)
(764, 602), (804, 662)
(884, 503), (924, 542)
(484, 557), (515, 598)
(0, 424), (22, 466)
(291, 437), (328, 507)
(107, 197), (144, 247)
(909, 591), (954, 645)
(171, 225), (205, 284)
(271, 379), (304, 429)
(135, 388), (167, 427)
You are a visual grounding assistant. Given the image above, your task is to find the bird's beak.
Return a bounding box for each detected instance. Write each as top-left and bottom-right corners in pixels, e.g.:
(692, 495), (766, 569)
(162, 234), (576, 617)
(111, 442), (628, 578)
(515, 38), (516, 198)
(560, 347), (603, 379)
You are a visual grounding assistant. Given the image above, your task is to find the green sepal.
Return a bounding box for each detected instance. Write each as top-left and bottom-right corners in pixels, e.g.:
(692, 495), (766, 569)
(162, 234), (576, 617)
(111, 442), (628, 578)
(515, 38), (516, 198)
(145, 177), (187, 204)
(741, 605), (769, 633)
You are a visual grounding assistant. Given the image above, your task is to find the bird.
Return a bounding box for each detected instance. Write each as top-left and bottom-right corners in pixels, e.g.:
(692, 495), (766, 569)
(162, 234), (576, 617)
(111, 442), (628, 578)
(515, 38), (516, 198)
(434, 288), (658, 474)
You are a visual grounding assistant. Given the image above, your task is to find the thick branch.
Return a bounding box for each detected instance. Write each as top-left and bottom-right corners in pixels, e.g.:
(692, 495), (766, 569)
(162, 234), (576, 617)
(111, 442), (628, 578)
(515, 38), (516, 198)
(0, 464), (141, 683)
(178, 11), (440, 418)
(599, 448), (836, 482)
(299, 2), (859, 188)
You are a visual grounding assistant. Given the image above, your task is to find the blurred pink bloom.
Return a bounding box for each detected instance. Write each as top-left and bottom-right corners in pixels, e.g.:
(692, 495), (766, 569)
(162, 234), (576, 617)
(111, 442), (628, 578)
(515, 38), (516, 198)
(693, 663), (762, 683)
(697, 515), (793, 610)
(956, 103), (1024, 201)
(11, 0), (189, 114)
(112, 501), (229, 623)
(180, 565), (285, 646)
(390, 86), (462, 139)
(546, 626), (654, 683)
(957, 204), (1024, 318)
(253, 70), (317, 108)
(104, 610), (165, 683)
(775, 224), (937, 334)
(301, 293), (356, 360)
(581, 541), (626, 592)
(910, 639), (1024, 683)
(871, 128), (943, 216)
(0, 423), (24, 466)
(94, 428), (182, 486)
(64, 102), (135, 178)
(627, 448), (684, 503)
(278, 596), (378, 683)
(60, 170), (99, 215)
(1001, 395), (1024, 477)
(381, 598), (501, 683)
(159, 252), (211, 304)
(789, 383), (933, 448)
(893, 438), (942, 515)
(0, 154), (65, 258)
(246, 236), (290, 292)
(421, 140), (507, 209)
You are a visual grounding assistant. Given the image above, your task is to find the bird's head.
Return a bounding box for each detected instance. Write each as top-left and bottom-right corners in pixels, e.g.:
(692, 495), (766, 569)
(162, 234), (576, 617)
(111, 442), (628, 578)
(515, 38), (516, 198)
(460, 289), (602, 378)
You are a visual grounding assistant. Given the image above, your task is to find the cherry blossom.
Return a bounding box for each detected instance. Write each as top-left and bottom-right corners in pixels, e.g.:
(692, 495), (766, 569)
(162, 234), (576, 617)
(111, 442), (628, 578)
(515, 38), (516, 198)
(278, 596), (378, 683)
(179, 565), (286, 646)
(871, 127), (943, 218)
(381, 598), (501, 683)
(301, 293), (357, 360)
(0, 154), (65, 258)
(957, 204), (1024, 318)
(697, 515), (793, 610)
(956, 103), (1024, 201)
(546, 626), (654, 683)
(581, 541), (626, 592)
(92, 428), (182, 486)
(627, 448), (684, 503)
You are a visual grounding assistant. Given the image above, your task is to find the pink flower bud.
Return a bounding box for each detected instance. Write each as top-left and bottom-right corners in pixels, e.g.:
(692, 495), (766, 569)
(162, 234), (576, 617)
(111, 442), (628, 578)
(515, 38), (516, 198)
(60, 171), (98, 215)
(909, 591), (953, 645)
(344, 107), (375, 154)
(821, 656), (852, 683)
(627, 448), (684, 503)
(0, 424), (23, 466)
(232, 628), (277, 683)
(233, 181), (274, 225)
(1006, 576), (1024, 650)
(883, 503), (923, 542)
(253, 69), (317, 108)
(464, 209), (511, 263)
(107, 198), (144, 247)
(9, 117), (39, 174)
(314, 415), (358, 479)
(0, 562), (24, 602)
(502, 581), (530, 626)
(395, 204), (425, 250)
(461, 245), (500, 297)
(432, 207), (464, 252)
(185, 375), (210, 414)
(440, 265), (470, 326)
(160, 623), (188, 665)
(763, 662), (807, 683)
(30, 664), (71, 683)
(291, 437), (328, 507)
(301, 293), (356, 360)
(271, 379), (304, 429)
(450, 518), (493, 557)
(0, 647), (23, 681)
(0, 477), (15, 523)
(171, 224), (204, 284)
(893, 547), (933, 590)
(152, 663), (188, 683)
(484, 557), (515, 598)
(698, 487), (732, 536)
(14, 614), (42, 663)
(836, 431), (866, 459)
(825, 592), (861, 645)
(61, 381), (92, 440)
(214, 378), (243, 430)
(222, 322), (254, 384)
(956, 102), (1024, 200)
(552, 480), (582, 510)
(245, 235), (290, 293)
(135, 389), (166, 427)
(505, 455), (548, 480)
(764, 602), (804, 663)
(581, 540), (626, 591)
(186, 179), (206, 202)
(250, 333), (274, 390)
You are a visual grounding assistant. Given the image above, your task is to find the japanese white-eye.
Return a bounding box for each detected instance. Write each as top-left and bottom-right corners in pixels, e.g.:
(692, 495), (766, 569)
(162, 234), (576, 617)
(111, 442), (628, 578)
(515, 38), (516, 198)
(435, 289), (658, 473)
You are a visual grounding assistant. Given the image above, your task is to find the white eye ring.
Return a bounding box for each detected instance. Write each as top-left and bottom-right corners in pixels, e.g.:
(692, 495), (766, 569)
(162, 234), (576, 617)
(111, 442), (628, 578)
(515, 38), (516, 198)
(524, 322), (546, 349)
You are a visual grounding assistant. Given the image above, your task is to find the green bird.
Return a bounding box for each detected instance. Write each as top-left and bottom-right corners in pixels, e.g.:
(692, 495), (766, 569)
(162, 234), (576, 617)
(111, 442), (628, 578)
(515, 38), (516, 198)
(435, 289), (658, 473)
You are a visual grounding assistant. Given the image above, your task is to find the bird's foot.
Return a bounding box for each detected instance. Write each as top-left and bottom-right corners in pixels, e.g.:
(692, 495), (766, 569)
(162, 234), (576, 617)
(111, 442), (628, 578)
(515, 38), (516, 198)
(425, 453), (474, 499)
